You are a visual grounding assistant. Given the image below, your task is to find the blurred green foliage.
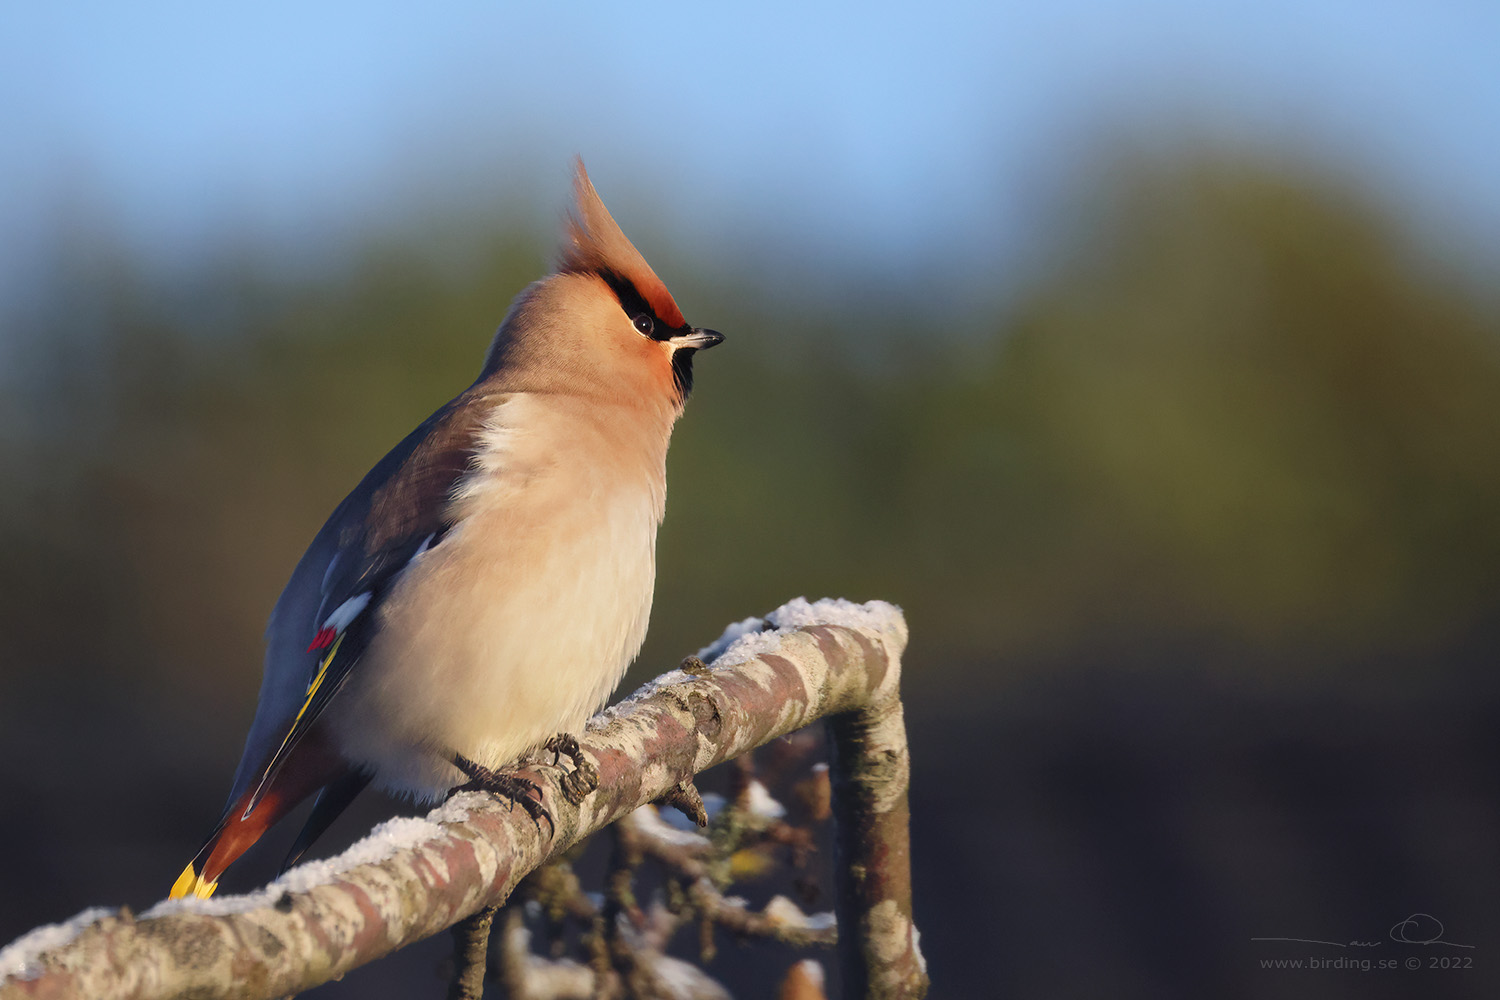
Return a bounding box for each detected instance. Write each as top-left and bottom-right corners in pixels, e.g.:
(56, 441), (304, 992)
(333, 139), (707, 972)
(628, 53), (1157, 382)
(2, 151), (1499, 995)
(3, 154), (1499, 708)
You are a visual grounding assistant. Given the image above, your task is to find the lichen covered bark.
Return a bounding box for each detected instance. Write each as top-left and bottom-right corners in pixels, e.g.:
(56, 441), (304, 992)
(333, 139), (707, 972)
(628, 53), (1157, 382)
(828, 694), (929, 998)
(1, 608), (918, 1000)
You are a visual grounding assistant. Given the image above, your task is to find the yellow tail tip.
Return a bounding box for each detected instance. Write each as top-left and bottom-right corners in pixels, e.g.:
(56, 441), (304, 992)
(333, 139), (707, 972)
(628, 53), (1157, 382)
(169, 863), (218, 900)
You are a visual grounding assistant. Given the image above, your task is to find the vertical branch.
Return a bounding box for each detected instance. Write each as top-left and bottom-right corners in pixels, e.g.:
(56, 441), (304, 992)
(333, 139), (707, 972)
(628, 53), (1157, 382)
(447, 905), (499, 1000)
(827, 693), (929, 999)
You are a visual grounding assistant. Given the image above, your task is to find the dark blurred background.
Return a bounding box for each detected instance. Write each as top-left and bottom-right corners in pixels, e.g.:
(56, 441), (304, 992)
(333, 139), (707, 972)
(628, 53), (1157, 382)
(3, 3), (1499, 998)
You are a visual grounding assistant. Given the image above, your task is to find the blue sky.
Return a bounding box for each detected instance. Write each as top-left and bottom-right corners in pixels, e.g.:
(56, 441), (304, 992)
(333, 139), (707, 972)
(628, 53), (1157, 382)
(2, 1), (1498, 315)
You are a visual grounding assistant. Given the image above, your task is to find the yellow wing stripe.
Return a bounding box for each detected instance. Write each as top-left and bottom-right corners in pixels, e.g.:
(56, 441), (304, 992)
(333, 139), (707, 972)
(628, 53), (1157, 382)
(266, 633), (345, 764)
(299, 632), (344, 718)
(239, 632), (347, 820)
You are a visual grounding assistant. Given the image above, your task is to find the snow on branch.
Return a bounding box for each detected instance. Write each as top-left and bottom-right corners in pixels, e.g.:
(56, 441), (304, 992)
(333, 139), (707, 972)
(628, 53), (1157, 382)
(0, 598), (928, 1000)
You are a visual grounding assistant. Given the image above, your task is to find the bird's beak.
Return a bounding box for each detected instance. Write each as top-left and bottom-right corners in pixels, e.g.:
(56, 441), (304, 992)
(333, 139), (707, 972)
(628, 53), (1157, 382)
(667, 328), (724, 350)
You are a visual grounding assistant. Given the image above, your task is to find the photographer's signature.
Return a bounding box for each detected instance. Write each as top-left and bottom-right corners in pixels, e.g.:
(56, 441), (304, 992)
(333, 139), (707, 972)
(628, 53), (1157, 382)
(1252, 913), (1473, 949)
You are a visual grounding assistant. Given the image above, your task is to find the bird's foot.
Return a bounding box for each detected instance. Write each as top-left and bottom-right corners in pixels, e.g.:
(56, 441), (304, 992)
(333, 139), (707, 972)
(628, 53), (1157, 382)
(449, 752), (554, 838)
(543, 733), (599, 804)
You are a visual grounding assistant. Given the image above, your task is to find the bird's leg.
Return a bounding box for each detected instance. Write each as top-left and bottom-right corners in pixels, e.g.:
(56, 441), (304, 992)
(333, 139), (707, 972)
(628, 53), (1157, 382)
(449, 751), (554, 838)
(543, 733), (600, 803)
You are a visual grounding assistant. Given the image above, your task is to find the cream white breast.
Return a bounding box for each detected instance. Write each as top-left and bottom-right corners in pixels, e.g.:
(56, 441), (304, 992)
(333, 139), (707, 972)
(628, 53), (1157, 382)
(329, 392), (669, 800)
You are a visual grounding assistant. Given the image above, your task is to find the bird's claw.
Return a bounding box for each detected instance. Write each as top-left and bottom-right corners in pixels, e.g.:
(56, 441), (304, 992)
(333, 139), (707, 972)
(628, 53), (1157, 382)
(449, 753), (555, 838)
(543, 732), (599, 804)
(544, 732), (582, 767)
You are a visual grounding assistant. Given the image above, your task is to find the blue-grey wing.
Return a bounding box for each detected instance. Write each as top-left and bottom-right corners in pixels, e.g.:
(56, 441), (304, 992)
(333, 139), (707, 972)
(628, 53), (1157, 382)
(223, 390), (497, 809)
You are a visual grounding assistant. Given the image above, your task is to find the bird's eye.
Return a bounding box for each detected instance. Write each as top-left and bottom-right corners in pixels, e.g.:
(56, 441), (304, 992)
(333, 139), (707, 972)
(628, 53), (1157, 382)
(633, 314), (654, 337)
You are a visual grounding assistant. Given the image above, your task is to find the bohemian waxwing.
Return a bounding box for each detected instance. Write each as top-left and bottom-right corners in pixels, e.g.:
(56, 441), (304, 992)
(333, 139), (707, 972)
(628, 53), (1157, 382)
(170, 160), (723, 899)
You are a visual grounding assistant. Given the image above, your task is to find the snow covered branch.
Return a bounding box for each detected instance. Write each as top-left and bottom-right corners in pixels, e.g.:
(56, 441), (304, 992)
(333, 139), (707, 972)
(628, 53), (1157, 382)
(0, 599), (927, 1000)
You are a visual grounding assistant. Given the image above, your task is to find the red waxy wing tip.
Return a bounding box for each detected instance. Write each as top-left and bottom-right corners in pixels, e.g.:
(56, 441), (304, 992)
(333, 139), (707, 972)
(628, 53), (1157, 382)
(307, 626), (337, 653)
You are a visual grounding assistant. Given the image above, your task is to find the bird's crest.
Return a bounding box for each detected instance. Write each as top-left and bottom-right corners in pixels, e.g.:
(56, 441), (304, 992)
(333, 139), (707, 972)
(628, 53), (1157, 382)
(558, 159), (685, 329)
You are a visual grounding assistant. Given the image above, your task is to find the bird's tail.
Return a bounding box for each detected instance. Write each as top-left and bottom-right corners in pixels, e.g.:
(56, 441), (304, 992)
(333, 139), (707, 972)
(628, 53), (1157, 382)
(170, 729), (349, 899)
